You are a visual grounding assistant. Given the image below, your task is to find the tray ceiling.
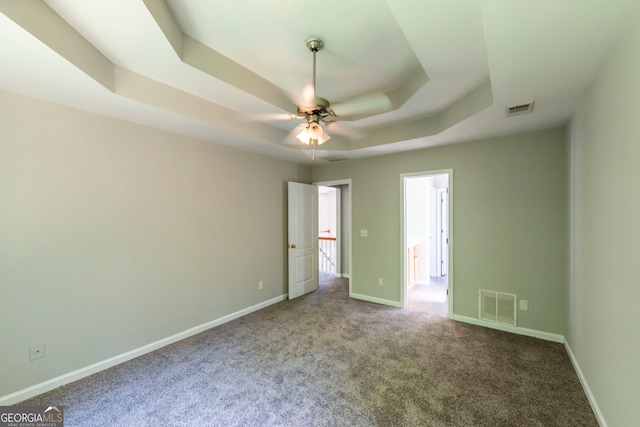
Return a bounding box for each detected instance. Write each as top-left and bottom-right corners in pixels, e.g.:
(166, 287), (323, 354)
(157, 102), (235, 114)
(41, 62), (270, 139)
(1, 0), (638, 164)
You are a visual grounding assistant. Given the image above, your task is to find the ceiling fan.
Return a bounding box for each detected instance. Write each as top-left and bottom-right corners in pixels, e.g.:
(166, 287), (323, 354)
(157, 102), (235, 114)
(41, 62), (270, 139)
(264, 37), (390, 159)
(293, 38), (335, 148)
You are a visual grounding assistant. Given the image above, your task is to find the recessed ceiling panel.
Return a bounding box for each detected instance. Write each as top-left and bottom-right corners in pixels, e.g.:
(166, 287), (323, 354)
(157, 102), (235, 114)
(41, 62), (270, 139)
(166, 0), (418, 102)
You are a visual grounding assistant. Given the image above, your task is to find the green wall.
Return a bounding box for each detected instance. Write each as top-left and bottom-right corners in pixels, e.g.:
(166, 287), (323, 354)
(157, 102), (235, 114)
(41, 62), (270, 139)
(0, 90), (310, 398)
(568, 10), (640, 426)
(312, 127), (567, 334)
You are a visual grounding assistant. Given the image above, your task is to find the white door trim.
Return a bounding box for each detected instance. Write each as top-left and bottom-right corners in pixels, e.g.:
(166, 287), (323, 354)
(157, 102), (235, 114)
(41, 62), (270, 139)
(313, 179), (353, 297)
(334, 186), (342, 276)
(400, 169), (453, 317)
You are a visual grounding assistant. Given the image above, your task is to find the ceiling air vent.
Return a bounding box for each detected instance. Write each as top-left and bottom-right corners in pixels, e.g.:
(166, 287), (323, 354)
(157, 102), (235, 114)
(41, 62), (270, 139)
(506, 102), (534, 117)
(320, 155), (348, 163)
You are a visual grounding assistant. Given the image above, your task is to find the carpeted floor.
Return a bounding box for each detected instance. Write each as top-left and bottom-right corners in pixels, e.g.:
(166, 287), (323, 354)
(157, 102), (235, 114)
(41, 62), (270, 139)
(21, 274), (596, 426)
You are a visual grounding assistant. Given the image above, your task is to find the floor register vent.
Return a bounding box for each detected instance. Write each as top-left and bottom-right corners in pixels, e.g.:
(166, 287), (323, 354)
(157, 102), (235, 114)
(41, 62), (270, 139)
(479, 290), (517, 326)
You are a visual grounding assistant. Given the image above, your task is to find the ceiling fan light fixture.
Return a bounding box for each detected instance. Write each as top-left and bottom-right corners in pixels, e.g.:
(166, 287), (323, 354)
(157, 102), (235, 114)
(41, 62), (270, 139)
(316, 126), (331, 145)
(295, 121), (331, 145)
(309, 120), (331, 144)
(308, 122), (323, 139)
(296, 126), (311, 144)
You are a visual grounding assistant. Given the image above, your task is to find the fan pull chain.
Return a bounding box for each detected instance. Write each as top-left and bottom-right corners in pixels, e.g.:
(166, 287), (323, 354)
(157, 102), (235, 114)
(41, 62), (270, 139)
(311, 138), (316, 161)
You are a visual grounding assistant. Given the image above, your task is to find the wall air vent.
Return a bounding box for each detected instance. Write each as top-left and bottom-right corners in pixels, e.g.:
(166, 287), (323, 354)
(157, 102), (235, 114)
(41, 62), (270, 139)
(479, 290), (517, 326)
(506, 102), (535, 117)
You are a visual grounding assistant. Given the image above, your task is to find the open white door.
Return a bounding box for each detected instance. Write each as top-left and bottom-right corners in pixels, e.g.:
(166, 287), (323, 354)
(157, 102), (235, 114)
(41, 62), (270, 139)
(288, 182), (319, 299)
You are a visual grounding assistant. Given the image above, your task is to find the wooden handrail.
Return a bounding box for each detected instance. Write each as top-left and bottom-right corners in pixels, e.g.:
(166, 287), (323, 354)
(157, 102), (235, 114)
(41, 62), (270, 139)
(319, 237), (336, 241)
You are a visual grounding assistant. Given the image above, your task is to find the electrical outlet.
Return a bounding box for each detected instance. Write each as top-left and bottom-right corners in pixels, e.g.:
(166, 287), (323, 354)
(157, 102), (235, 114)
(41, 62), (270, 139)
(30, 342), (45, 361)
(519, 299), (529, 311)
(258, 281), (263, 290)
(360, 229), (368, 237)
(378, 277), (384, 286)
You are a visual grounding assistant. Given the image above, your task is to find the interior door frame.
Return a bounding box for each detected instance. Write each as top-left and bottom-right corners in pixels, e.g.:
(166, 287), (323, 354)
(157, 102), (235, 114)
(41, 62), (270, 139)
(317, 185), (341, 275)
(400, 169), (453, 317)
(313, 179), (353, 297)
(438, 188), (449, 276)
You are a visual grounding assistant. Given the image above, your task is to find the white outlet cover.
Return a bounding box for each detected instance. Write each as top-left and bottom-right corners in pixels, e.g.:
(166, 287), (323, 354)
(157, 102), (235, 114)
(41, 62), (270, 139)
(360, 229), (368, 237)
(30, 342), (45, 361)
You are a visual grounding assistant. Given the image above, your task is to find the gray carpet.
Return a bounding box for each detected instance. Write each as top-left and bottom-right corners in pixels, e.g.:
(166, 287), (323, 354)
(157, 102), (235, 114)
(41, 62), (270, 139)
(21, 274), (596, 426)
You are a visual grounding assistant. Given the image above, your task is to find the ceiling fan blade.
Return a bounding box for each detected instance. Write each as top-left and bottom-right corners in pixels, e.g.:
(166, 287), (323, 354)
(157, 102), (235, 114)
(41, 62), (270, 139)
(331, 92), (392, 120)
(243, 112), (300, 122)
(324, 121), (366, 140)
(301, 84), (315, 106)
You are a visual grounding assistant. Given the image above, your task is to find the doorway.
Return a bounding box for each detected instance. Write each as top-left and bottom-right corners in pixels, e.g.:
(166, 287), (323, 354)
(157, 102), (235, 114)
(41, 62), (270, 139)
(402, 170), (452, 316)
(318, 186), (339, 275)
(314, 179), (352, 296)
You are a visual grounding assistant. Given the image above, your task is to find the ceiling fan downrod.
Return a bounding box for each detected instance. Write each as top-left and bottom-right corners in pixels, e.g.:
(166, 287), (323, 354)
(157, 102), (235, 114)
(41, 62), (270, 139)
(306, 38), (323, 98)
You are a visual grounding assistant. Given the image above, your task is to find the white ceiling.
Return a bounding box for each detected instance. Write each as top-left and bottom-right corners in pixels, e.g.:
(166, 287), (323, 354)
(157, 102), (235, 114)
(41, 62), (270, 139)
(1, 0), (638, 165)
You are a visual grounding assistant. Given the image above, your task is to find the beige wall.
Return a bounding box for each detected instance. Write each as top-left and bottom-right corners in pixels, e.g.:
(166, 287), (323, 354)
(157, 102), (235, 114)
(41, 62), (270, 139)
(568, 11), (640, 426)
(0, 90), (310, 397)
(312, 127), (568, 334)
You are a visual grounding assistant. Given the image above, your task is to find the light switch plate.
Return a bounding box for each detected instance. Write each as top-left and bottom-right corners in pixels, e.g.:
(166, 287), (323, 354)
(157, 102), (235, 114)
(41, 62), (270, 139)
(360, 229), (368, 237)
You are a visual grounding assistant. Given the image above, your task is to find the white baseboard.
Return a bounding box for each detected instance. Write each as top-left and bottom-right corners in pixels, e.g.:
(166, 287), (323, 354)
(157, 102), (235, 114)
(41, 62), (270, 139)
(341, 274), (350, 279)
(451, 315), (564, 343)
(351, 292), (402, 308)
(564, 340), (607, 427)
(0, 294), (287, 406)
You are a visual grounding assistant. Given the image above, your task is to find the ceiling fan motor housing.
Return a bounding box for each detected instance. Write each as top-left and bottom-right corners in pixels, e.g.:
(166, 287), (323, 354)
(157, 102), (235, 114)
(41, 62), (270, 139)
(297, 96), (332, 117)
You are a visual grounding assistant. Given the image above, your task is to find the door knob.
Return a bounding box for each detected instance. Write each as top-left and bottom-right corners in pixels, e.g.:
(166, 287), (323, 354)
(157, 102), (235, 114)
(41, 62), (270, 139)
(289, 244), (297, 248)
